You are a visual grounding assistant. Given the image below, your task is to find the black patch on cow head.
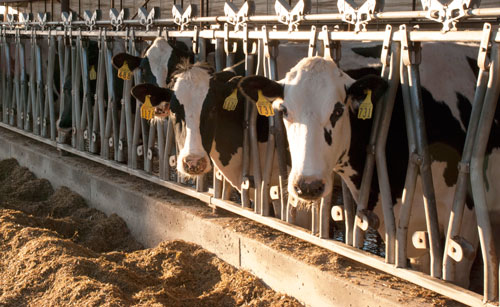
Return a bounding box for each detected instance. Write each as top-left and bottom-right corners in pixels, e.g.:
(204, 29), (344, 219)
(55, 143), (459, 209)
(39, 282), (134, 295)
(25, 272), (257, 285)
(456, 92), (471, 130)
(324, 128), (332, 145)
(330, 102), (344, 129)
(112, 53), (142, 72)
(131, 83), (172, 106)
(167, 40), (195, 85)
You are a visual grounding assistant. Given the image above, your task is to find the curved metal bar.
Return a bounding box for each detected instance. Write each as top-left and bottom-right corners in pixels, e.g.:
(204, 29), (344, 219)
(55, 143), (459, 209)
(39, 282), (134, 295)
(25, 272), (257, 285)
(375, 41), (400, 264)
(470, 42), (500, 302)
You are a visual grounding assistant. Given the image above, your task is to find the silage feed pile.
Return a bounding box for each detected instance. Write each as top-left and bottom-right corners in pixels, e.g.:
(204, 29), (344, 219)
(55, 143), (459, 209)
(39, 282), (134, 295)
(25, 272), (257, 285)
(0, 159), (301, 307)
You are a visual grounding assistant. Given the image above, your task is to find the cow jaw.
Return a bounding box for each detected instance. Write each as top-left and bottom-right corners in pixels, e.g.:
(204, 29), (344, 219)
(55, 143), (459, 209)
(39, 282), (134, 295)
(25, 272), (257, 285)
(173, 66), (213, 176)
(280, 57), (353, 201)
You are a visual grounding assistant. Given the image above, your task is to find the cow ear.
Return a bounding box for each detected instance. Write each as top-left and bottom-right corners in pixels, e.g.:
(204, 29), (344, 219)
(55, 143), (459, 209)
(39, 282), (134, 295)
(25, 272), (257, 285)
(112, 53), (142, 71)
(131, 83), (172, 107)
(346, 75), (388, 113)
(238, 76), (284, 103)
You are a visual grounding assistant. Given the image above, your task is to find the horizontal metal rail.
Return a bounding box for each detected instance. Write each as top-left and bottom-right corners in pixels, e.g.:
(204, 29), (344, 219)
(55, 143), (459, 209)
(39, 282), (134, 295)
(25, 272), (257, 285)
(0, 120), (493, 307)
(2, 7), (500, 28)
(1, 28), (500, 44)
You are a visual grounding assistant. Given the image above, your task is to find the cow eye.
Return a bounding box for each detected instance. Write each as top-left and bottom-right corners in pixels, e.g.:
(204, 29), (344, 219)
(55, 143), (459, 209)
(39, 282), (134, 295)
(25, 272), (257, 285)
(279, 105), (288, 118)
(330, 104), (344, 122)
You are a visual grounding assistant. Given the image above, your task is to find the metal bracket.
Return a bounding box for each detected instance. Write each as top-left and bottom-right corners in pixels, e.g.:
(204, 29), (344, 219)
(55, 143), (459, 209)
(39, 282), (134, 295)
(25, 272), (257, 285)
(224, 23), (238, 55)
(380, 25), (393, 68)
(331, 205), (345, 221)
(61, 11), (73, 28)
(84, 10), (101, 31)
(477, 23), (492, 71)
(138, 7), (159, 31)
(243, 24), (257, 55)
(308, 25), (317, 57)
(172, 4), (197, 31)
(420, 0), (479, 32)
(337, 0), (382, 33)
(400, 25), (421, 66)
(321, 26), (341, 63)
(19, 13), (32, 29)
(275, 0), (311, 32)
(192, 25), (199, 54)
(37, 13), (48, 30)
(412, 231), (429, 249)
(7, 14), (16, 28)
(110, 8), (129, 30)
(224, 1), (255, 32)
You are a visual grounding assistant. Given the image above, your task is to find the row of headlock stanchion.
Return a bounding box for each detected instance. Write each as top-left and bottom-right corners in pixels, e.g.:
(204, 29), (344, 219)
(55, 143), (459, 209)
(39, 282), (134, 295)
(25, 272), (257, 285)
(0, 0), (499, 304)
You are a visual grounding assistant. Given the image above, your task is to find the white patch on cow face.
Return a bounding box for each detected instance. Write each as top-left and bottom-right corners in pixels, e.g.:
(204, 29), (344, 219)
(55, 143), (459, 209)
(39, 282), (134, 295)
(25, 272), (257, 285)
(278, 57), (354, 200)
(172, 66), (212, 175)
(145, 38), (173, 88)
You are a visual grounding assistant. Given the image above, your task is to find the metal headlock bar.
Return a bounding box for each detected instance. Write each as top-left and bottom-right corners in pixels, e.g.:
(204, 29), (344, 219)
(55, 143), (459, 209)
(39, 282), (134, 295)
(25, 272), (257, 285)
(0, 1), (499, 305)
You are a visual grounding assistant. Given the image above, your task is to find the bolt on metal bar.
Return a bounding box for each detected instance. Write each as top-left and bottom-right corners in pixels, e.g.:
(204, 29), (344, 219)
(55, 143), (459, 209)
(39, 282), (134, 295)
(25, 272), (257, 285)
(470, 42), (500, 303)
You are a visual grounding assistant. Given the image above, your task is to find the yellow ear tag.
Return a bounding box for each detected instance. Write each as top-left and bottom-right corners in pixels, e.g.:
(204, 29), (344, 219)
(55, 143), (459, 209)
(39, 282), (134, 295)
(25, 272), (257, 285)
(357, 89), (373, 120)
(256, 90), (274, 117)
(223, 89), (239, 111)
(140, 95), (155, 120)
(118, 61), (133, 80)
(89, 65), (97, 80)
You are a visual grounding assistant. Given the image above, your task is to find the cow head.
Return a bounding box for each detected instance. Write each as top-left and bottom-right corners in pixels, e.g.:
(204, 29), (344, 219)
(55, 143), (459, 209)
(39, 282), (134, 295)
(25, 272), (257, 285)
(112, 37), (193, 87)
(239, 56), (387, 201)
(132, 61), (242, 177)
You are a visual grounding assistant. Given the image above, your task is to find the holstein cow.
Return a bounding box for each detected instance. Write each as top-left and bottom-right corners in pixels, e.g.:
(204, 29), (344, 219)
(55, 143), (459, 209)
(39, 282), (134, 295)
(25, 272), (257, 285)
(239, 43), (500, 287)
(112, 37), (194, 89)
(131, 60), (283, 212)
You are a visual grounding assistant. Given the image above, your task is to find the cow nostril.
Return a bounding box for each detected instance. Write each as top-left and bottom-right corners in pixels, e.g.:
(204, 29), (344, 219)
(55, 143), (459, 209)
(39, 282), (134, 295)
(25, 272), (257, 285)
(294, 185), (303, 196)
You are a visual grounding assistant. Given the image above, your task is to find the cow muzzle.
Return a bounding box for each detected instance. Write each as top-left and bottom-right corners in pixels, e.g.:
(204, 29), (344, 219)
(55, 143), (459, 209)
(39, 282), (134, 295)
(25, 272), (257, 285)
(292, 176), (325, 201)
(181, 155), (209, 175)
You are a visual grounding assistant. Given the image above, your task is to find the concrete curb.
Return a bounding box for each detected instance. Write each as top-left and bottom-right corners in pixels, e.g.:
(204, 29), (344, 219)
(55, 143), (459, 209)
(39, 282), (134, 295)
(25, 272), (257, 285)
(0, 127), (456, 307)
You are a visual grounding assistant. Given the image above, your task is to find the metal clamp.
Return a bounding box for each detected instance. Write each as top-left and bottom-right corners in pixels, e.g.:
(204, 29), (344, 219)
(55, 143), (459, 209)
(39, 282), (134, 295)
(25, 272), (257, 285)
(477, 23), (492, 71)
(243, 24), (257, 55)
(19, 13), (32, 29)
(337, 0), (382, 33)
(61, 11), (73, 28)
(308, 25), (317, 57)
(224, 23), (238, 55)
(37, 13), (48, 30)
(321, 26), (341, 63)
(380, 24), (393, 68)
(275, 0), (311, 32)
(400, 24), (421, 66)
(192, 25), (199, 54)
(172, 4), (197, 31)
(421, 0), (479, 32)
(84, 10), (101, 31)
(224, 1), (255, 32)
(110, 8), (128, 30)
(138, 7), (158, 31)
(6, 14), (16, 28)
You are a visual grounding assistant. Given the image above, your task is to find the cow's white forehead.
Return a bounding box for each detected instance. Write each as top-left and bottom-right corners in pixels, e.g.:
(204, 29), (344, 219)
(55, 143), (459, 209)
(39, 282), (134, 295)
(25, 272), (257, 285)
(173, 66), (211, 106)
(281, 57), (353, 121)
(144, 38), (173, 88)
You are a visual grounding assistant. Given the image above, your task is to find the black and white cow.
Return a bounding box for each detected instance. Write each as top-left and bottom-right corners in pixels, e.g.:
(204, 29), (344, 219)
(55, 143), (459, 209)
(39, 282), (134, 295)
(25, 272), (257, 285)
(131, 60), (279, 198)
(239, 43), (500, 287)
(112, 37), (193, 89)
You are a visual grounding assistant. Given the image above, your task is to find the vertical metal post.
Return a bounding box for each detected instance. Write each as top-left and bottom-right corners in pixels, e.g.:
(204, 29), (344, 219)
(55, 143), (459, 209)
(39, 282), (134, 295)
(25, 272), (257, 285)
(470, 42), (500, 302)
(18, 35), (27, 131)
(375, 30), (400, 264)
(401, 25), (442, 278)
(12, 30), (19, 127)
(28, 31), (36, 133)
(443, 23), (492, 283)
(47, 34), (56, 141)
(3, 33), (12, 124)
(104, 36), (120, 161)
(342, 180), (355, 246)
